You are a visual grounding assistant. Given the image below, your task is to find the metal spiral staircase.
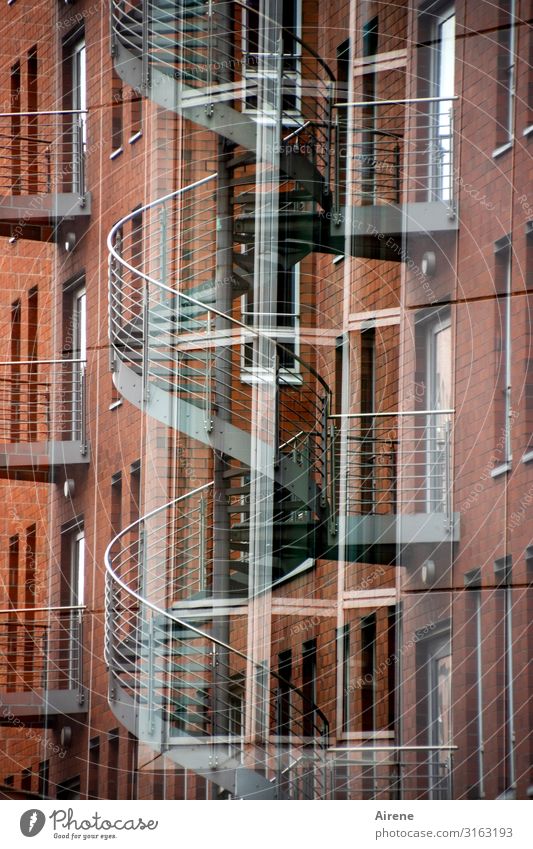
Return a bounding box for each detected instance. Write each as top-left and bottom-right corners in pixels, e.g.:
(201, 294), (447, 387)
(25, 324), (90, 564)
(106, 0), (336, 799)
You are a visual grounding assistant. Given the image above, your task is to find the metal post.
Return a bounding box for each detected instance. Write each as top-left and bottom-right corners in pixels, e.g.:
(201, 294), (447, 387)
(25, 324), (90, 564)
(142, 282), (150, 403)
(141, 0), (151, 92)
(199, 495), (207, 593)
(80, 366), (88, 456)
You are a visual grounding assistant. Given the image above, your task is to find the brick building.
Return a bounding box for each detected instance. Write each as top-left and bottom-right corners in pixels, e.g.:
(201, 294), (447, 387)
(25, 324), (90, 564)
(0, 0), (530, 800)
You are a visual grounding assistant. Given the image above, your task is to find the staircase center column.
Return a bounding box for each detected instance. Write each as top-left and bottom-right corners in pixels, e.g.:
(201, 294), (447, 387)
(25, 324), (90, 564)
(245, 0), (283, 765)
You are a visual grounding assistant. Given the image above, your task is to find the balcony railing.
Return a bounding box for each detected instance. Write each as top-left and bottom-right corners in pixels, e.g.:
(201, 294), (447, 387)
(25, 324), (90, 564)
(328, 745), (456, 800)
(0, 110), (87, 200)
(330, 410), (453, 517)
(328, 410), (457, 542)
(0, 606), (85, 705)
(0, 359), (87, 451)
(333, 97), (456, 211)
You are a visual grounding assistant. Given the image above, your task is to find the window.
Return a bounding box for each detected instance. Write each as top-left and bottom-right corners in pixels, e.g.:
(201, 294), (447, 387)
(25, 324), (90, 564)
(56, 776), (81, 799)
(493, 238), (512, 471)
(277, 650), (292, 737)
(430, 6), (455, 201)
(360, 613), (376, 732)
(494, 556), (515, 794)
(360, 328), (376, 513)
(21, 769), (32, 792)
(7, 535), (19, 689)
(107, 730), (119, 798)
(495, 0), (517, 149)
(423, 311), (452, 509)
(72, 38), (86, 190)
(336, 39), (350, 208)
(10, 62), (21, 194)
(111, 68), (123, 154)
(71, 286), (87, 441)
(27, 286), (38, 441)
(38, 760), (49, 799)
(464, 569), (484, 798)
(10, 298), (21, 442)
(422, 631), (452, 799)
(241, 265), (300, 380)
(302, 638), (317, 738)
(61, 524), (84, 687)
(242, 0), (302, 119)
(276, 265), (300, 372)
(88, 737), (100, 800)
(130, 89), (142, 141)
(27, 48), (38, 195)
(361, 18), (379, 202)
(65, 35), (87, 193)
(110, 472), (122, 539)
(126, 733), (138, 800)
(340, 623), (350, 732)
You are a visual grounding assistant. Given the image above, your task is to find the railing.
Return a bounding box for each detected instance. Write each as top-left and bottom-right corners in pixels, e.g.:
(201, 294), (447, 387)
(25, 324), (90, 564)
(108, 175), (330, 487)
(0, 110), (87, 198)
(110, 0), (336, 198)
(328, 745), (456, 800)
(333, 97), (456, 211)
(0, 359), (87, 448)
(0, 606), (84, 696)
(329, 410), (454, 519)
(105, 489), (329, 792)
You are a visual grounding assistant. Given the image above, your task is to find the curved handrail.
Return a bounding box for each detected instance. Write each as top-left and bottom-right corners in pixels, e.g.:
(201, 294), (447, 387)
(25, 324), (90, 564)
(104, 483), (330, 738)
(107, 174), (331, 400)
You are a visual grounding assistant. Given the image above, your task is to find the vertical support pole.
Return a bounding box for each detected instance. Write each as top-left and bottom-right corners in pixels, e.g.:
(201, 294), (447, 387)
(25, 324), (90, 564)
(142, 281), (150, 403)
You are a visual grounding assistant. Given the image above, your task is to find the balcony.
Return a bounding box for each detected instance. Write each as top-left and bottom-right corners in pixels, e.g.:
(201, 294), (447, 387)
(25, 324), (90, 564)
(329, 97), (459, 258)
(0, 359), (89, 481)
(0, 606), (86, 723)
(329, 411), (460, 548)
(0, 110), (91, 241)
(327, 745), (457, 800)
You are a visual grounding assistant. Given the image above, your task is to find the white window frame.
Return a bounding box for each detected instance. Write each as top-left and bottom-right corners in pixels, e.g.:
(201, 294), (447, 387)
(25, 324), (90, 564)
(240, 263), (302, 385)
(430, 6), (455, 202)
(241, 0), (303, 125)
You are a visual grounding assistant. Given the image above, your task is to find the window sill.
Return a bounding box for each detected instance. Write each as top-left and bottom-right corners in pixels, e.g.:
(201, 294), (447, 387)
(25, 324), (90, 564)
(523, 125), (533, 138)
(110, 147), (123, 160)
(491, 462), (511, 478)
(129, 131), (143, 145)
(521, 449), (533, 464)
(492, 141), (513, 159)
(109, 399), (123, 411)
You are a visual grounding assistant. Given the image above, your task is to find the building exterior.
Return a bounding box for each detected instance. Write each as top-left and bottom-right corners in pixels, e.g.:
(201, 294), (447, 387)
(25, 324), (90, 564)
(0, 0), (531, 801)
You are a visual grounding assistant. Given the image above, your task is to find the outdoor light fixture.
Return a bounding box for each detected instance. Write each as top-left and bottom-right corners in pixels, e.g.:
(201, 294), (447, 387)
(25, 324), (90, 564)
(60, 726), (72, 748)
(421, 559), (436, 585)
(64, 232), (77, 252)
(421, 251), (436, 276)
(8, 236), (17, 245)
(63, 478), (75, 499)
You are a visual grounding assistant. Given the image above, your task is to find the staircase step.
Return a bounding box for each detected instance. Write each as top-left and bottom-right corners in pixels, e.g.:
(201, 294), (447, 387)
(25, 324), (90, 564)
(225, 485), (251, 496)
(222, 467), (249, 480)
(227, 150), (256, 170)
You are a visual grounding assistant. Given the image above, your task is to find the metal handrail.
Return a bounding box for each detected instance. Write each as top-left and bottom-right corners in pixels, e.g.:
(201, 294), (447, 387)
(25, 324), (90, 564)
(105, 483), (330, 739)
(107, 176), (331, 399)
(0, 605), (86, 616)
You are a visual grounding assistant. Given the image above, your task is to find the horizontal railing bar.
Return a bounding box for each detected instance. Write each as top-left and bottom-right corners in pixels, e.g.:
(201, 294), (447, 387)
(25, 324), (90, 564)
(328, 745), (458, 752)
(329, 410), (454, 418)
(334, 96), (458, 108)
(0, 359), (86, 367)
(0, 110), (87, 117)
(0, 605), (86, 615)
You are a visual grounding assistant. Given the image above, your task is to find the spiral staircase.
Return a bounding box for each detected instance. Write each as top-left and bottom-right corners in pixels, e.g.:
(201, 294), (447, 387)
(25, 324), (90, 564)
(105, 0), (338, 799)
